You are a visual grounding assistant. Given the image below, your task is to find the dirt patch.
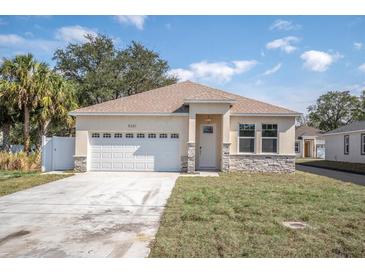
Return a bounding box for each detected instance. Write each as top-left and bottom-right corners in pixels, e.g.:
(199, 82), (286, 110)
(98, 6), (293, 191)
(0, 230), (31, 246)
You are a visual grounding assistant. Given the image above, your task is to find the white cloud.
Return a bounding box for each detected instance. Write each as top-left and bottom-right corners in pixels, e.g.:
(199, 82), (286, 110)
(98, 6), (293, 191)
(263, 63), (282, 76)
(266, 36), (299, 53)
(359, 63), (365, 73)
(169, 60), (257, 83)
(300, 50), (342, 72)
(354, 42), (363, 50)
(269, 19), (301, 31)
(55, 25), (97, 43)
(0, 34), (25, 45)
(115, 16), (147, 30)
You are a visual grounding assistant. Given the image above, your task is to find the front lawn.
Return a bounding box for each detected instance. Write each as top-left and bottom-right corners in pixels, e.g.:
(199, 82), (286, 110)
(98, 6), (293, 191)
(0, 170), (73, 197)
(297, 160), (365, 175)
(150, 172), (365, 257)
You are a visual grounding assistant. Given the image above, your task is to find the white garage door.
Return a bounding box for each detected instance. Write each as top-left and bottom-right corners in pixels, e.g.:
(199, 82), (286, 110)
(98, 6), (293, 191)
(89, 132), (181, 171)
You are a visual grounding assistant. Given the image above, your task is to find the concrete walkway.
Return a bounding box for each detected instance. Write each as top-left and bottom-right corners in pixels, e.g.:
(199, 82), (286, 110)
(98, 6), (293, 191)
(0, 172), (179, 258)
(296, 165), (365, 186)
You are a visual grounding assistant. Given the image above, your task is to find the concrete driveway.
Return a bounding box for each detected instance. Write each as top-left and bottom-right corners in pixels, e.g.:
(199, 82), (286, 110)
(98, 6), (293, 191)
(0, 172), (179, 258)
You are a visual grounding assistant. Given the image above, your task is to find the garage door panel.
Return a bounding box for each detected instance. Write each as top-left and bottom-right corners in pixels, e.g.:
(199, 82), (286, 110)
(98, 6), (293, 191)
(89, 132), (180, 171)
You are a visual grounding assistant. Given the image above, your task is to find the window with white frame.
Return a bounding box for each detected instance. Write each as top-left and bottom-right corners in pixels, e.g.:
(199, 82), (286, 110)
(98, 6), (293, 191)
(295, 141), (300, 153)
(137, 133), (145, 138)
(344, 135), (349, 155)
(91, 133), (100, 138)
(148, 133), (156, 139)
(114, 133), (122, 138)
(103, 133), (111, 138)
(238, 124), (255, 153)
(171, 133), (179, 139)
(361, 134), (365, 155)
(126, 133), (134, 138)
(262, 124), (278, 153)
(159, 133), (167, 139)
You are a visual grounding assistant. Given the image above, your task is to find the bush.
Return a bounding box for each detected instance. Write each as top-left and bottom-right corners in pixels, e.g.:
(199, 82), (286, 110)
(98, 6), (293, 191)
(0, 152), (40, 171)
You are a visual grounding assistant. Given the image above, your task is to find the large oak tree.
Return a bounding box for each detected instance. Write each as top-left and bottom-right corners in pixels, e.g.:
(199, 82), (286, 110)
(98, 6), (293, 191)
(307, 91), (362, 131)
(53, 34), (177, 107)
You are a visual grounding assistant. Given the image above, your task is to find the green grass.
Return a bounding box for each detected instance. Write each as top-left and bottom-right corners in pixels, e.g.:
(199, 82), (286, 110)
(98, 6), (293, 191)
(297, 160), (365, 175)
(0, 170), (73, 197)
(150, 172), (365, 258)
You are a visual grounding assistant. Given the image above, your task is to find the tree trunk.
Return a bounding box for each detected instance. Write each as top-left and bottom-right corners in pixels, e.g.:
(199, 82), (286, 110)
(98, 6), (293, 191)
(23, 104), (30, 155)
(35, 120), (50, 152)
(1, 123), (11, 152)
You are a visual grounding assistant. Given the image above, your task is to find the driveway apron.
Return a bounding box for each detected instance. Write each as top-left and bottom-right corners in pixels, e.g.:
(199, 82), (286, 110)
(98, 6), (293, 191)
(0, 172), (178, 257)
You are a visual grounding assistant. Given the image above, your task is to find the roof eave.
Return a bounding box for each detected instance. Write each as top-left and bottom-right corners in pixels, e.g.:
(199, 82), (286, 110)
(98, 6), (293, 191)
(183, 99), (236, 104)
(69, 111), (189, 116)
(230, 112), (301, 117)
(323, 129), (365, 136)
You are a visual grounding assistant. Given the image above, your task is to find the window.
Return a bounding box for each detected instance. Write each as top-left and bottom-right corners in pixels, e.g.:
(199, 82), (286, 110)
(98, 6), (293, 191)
(91, 133), (100, 138)
(295, 141), (300, 153)
(262, 124), (278, 153)
(159, 133), (168, 139)
(238, 124), (255, 153)
(344, 135), (349, 155)
(362, 134), (365, 155)
(203, 126), (214, 134)
(103, 133), (111, 138)
(114, 133), (122, 138)
(148, 133), (156, 139)
(137, 133), (145, 138)
(171, 133), (179, 139)
(126, 133), (134, 138)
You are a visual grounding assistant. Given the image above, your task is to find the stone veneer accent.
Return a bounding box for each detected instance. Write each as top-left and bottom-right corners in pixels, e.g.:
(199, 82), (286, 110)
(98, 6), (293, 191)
(187, 142), (196, 174)
(181, 155), (188, 172)
(229, 154), (295, 173)
(74, 156), (87, 172)
(221, 143), (230, 172)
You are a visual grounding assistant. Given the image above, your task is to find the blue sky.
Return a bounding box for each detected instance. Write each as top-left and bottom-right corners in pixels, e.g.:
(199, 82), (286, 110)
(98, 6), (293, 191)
(0, 15), (364, 113)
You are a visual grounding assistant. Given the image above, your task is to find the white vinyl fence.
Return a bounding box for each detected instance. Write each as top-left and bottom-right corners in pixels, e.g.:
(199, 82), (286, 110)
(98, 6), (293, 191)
(41, 136), (75, 172)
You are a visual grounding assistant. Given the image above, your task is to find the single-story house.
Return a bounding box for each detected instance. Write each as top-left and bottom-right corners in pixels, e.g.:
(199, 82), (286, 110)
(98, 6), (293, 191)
(323, 120), (365, 163)
(70, 81), (300, 173)
(295, 125), (325, 158)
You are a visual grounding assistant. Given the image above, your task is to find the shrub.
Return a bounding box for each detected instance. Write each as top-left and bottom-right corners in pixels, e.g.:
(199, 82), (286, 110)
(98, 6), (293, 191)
(0, 152), (40, 171)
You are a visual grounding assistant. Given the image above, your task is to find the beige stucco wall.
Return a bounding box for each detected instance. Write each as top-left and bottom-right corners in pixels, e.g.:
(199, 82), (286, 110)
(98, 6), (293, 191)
(188, 103), (231, 143)
(74, 115), (189, 157)
(325, 132), (365, 163)
(229, 116), (296, 155)
(74, 111), (296, 169)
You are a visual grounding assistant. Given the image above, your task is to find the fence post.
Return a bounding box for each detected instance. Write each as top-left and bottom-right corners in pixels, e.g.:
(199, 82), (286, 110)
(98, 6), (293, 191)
(41, 135), (46, 172)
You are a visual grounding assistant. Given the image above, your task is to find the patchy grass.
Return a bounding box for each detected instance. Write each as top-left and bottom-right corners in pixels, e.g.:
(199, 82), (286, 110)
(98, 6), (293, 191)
(150, 172), (365, 258)
(0, 170), (73, 197)
(297, 160), (365, 175)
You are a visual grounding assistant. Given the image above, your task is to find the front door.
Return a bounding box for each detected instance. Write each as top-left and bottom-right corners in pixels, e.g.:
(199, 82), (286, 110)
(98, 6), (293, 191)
(304, 141), (310, 157)
(198, 124), (217, 169)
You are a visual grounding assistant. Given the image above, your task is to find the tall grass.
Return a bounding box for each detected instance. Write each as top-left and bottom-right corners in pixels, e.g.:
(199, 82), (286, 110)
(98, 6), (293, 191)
(0, 152), (40, 171)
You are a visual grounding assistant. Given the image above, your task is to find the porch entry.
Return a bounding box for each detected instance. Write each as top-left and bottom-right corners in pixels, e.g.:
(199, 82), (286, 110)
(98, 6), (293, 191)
(304, 140), (311, 157)
(198, 123), (217, 169)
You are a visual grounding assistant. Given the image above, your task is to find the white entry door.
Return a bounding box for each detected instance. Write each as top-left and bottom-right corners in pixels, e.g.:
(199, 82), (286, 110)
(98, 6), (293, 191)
(198, 124), (217, 169)
(89, 132), (181, 171)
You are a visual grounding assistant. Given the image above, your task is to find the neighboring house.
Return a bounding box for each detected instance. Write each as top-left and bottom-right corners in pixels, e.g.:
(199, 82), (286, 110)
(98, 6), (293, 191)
(295, 125), (325, 159)
(323, 120), (365, 164)
(70, 81), (300, 173)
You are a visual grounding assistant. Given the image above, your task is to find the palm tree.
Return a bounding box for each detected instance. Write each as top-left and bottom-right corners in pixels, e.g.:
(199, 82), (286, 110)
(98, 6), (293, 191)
(0, 54), (49, 154)
(33, 72), (77, 151)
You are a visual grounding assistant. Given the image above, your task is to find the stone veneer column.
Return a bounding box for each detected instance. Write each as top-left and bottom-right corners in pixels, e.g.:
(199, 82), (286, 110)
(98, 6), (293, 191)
(74, 156), (87, 172)
(187, 142), (196, 174)
(222, 143), (230, 172)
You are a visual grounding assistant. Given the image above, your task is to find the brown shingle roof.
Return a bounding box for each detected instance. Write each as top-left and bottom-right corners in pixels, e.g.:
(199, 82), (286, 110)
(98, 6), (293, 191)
(71, 81), (299, 115)
(295, 125), (323, 138)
